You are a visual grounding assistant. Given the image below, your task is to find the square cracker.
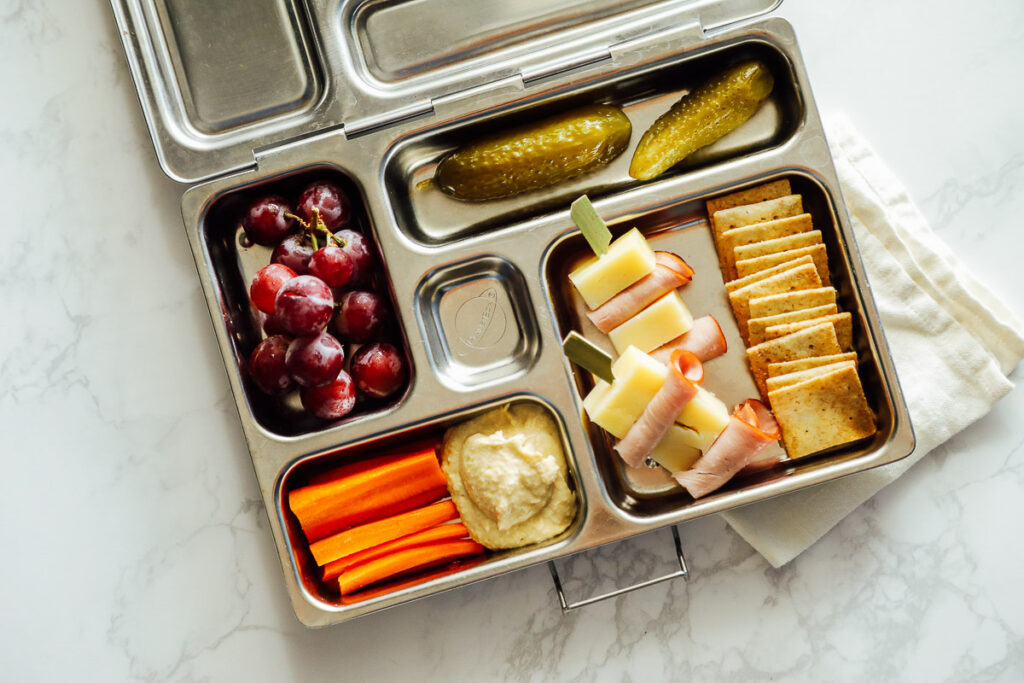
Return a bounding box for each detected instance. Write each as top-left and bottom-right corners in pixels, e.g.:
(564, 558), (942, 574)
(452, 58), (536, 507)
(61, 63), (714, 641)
(746, 322), (842, 397)
(765, 361), (857, 392)
(734, 231), (823, 262)
(748, 287), (837, 320)
(719, 214), (814, 279)
(706, 179), (792, 217)
(768, 364), (877, 458)
(766, 312), (854, 350)
(725, 255), (815, 294)
(712, 194), (804, 249)
(736, 244), (831, 286)
(728, 263), (822, 340)
(767, 352), (858, 378)
(748, 304), (839, 346)
(706, 180), (792, 243)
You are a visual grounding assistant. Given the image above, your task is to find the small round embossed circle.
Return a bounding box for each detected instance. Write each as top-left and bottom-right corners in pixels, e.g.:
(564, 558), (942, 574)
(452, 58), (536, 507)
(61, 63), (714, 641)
(454, 288), (507, 349)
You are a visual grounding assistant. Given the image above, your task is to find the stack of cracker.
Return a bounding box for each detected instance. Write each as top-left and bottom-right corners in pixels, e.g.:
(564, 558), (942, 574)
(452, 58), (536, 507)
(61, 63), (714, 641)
(706, 180), (877, 458)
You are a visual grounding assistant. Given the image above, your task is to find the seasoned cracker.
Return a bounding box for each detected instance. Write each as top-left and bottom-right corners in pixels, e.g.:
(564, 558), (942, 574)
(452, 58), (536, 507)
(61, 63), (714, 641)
(768, 365), (877, 458)
(767, 352), (858, 378)
(733, 231), (824, 263)
(725, 255), (815, 294)
(736, 244), (831, 286)
(707, 181), (793, 246)
(748, 304), (839, 346)
(765, 312), (854, 350)
(765, 361), (857, 392)
(745, 322), (842, 397)
(747, 287), (838, 319)
(728, 263), (822, 340)
(719, 213), (814, 279)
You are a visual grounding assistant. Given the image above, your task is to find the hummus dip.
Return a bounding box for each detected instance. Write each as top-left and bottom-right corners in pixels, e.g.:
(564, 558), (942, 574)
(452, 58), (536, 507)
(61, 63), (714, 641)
(442, 403), (576, 549)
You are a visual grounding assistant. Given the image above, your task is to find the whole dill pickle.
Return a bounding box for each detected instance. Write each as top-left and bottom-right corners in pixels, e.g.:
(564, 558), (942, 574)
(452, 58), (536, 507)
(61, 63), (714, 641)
(435, 104), (631, 202)
(629, 61), (774, 181)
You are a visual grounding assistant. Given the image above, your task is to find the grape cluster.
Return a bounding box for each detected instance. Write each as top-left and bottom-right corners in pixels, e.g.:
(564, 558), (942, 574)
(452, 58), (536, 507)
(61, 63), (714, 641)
(242, 180), (407, 421)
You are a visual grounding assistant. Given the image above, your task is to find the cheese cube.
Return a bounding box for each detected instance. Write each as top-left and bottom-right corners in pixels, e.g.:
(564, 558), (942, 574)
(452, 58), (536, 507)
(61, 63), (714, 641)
(568, 228), (657, 309)
(583, 346), (667, 438)
(650, 425), (702, 473)
(608, 291), (694, 354)
(676, 386), (730, 451)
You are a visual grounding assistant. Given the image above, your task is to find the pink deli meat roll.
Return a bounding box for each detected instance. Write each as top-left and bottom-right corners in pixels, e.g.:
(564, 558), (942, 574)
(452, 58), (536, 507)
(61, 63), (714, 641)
(586, 252), (693, 333)
(650, 315), (727, 364)
(673, 399), (780, 499)
(614, 350), (704, 468)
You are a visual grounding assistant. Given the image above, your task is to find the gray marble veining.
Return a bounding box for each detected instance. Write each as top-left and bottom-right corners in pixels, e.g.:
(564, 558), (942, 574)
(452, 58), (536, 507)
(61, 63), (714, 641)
(1, 0), (1022, 680)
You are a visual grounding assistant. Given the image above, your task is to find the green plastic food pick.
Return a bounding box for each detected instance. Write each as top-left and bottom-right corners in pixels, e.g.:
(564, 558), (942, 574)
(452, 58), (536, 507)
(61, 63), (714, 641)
(571, 195), (612, 256)
(562, 331), (614, 384)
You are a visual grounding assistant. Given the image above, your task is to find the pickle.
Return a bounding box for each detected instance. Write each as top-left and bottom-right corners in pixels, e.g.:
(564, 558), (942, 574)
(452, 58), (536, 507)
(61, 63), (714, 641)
(435, 105), (631, 202)
(629, 61), (774, 181)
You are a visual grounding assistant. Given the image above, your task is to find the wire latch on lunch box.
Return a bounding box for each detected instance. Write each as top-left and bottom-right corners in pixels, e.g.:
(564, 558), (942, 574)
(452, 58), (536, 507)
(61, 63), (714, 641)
(547, 526), (689, 612)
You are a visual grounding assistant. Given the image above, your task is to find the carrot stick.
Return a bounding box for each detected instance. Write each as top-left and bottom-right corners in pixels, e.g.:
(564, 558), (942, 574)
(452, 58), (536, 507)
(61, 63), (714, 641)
(288, 447), (447, 542)
(307, 439), (441, 485)
(339, 557), (485, 605)
(338, 539), (485, 595)
(322, 523), (471, 582)
(309, 500), (459, 566)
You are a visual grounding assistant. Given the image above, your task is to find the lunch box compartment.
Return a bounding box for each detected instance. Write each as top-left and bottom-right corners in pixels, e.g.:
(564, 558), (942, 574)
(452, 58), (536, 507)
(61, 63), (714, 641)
(543, 172), (895, 517)
(276, 395), (586, 609)
(198, 166), (413, 437)
(115, 0), (915, 626)
(382, 39), (801, 246)
(415, 257), (540, 389)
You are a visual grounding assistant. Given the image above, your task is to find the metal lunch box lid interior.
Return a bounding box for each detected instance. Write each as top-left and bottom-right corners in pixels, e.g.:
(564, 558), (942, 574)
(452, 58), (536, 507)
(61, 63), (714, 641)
(111, 0), (781, 183)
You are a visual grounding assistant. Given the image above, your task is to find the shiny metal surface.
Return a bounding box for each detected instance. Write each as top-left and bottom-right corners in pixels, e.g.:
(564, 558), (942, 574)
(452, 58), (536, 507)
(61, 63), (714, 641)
(111, 0), (780, 182)
(148, 13), (909, 628)
(416, 257), (540, 390)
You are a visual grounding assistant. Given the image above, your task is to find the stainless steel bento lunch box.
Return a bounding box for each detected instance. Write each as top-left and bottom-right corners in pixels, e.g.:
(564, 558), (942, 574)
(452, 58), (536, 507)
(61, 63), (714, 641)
(111, 0), (914, 627)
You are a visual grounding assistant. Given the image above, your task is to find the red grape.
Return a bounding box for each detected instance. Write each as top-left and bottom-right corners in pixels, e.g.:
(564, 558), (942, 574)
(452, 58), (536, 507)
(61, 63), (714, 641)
(297, 181), (351, 231)
(334, 290), (388, 342)
(249, 263), (297, 314)
(285, 332), (344, 387)
(242, 195), (295, 246)
(333, 229), (373, 285)
(350, 343), (406, 399)
(248, 335), (294, 395)
(274, 275), (334, 336)
(261, 312), (287, 337)
(271, 234), (314, 274)
(308, 246), (353, 287)
(301, 371), (356, 420)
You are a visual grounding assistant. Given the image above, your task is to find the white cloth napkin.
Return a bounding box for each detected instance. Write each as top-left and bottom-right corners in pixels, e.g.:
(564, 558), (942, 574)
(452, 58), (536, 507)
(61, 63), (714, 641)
(721, 116), (1024, 568)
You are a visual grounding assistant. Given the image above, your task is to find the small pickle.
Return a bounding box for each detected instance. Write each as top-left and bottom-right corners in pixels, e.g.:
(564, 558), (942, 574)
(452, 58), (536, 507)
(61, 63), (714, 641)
(629, 61), (774, 181)
(435, 104), (631, 202)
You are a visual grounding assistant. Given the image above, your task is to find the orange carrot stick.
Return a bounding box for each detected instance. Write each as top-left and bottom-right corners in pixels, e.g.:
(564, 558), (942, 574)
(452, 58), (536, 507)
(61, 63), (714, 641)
(289, 448), (446, 542)
(338, 539), (485, 595)
(309, 500), (459, 566)
(339, 557), (485, 605)
(322, 523), (470, 581)
(307, 440), (441, 486)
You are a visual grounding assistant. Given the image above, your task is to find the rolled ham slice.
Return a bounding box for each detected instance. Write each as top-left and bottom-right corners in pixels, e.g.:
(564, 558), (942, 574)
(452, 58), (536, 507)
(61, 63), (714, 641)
(586, 252), (693, 333)
(650, 315), (727, 364)
(615, 350), (704, 468)
(673, 399), (780, 498)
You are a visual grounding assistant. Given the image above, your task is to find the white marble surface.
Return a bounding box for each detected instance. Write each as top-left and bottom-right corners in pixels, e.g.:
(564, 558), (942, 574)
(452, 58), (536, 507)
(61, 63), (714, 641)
(2, 0), (1022, 680)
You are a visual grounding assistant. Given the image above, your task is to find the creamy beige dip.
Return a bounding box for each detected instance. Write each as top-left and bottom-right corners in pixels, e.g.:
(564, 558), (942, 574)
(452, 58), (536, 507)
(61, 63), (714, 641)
(442, 403), (576, 549)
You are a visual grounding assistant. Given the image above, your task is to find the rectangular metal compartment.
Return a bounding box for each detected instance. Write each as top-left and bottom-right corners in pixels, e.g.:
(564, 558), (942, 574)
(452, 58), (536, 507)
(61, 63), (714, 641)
(544, 172), (896, 517)
(383, 39), (800, 245)
(116, 0), (914, 628)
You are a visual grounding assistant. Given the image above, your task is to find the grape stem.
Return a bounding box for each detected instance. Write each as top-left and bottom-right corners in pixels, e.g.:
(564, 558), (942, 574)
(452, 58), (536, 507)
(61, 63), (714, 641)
(285, 208), (347, 249)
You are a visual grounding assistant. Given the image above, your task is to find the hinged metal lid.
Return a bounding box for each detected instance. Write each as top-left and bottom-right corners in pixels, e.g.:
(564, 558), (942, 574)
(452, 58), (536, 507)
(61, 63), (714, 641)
(112, 0), (780, 183)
